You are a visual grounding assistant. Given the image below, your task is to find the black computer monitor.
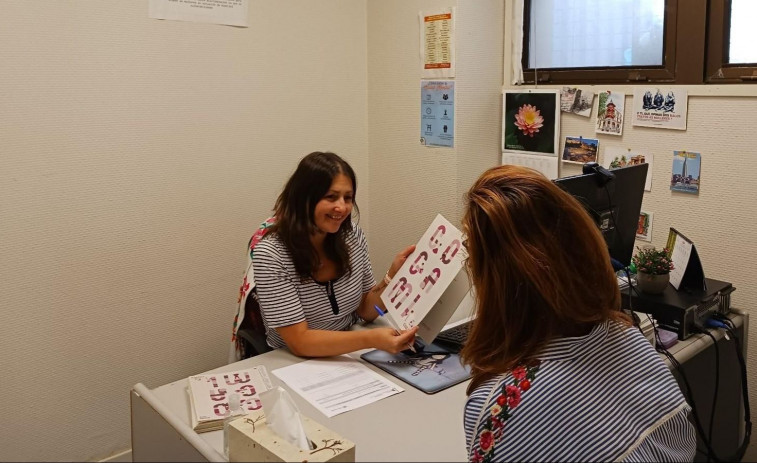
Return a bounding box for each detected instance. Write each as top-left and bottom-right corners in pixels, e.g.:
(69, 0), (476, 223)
(553, 163), (648, 269)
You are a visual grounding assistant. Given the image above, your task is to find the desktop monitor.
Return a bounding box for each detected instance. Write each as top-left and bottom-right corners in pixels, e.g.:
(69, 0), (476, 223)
(553, 163), (648, 269)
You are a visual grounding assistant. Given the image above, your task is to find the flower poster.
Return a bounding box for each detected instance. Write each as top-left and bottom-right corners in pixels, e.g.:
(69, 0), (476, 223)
(562, 136), (599, 164)
(670, 150), (701, 194)
(503, 89), (559, 156)
(637, 211), (653, 242)
(602, 147), (653, 191)
(595, 91), (625, 136)
(632, 87), (688, 130)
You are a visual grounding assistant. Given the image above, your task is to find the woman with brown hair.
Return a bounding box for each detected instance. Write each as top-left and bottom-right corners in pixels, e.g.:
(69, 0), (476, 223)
(461, 165), (695, 462)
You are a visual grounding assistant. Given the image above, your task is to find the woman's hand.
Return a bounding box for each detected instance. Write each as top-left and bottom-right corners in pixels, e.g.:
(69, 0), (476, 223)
(387, 245), (416, 279)
(370, 326), (419, 354)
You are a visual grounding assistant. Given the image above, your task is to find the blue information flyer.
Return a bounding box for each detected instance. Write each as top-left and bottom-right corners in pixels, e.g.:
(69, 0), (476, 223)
(421, 80), (455, 147)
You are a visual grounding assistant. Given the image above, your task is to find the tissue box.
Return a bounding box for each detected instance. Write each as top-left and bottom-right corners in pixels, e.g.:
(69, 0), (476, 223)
(228, 410), (356, 462)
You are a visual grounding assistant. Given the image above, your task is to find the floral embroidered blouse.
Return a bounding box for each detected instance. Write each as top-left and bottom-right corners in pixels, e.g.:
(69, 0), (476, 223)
(464, 320), (696, 462)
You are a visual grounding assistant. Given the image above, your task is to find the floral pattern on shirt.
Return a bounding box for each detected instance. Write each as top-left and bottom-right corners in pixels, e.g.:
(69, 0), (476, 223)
(471, 363), (540, 463)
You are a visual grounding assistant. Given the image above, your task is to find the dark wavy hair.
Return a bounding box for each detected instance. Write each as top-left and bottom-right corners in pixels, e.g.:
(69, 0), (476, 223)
(461, 165), (629, 394)
(268, 151), (358, 280)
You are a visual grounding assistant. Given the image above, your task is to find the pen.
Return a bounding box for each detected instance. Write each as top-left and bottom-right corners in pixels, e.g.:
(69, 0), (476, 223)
(373, 305), (416, 353)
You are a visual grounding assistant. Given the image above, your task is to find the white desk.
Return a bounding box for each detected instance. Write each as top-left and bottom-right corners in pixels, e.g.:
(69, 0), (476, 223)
(131, 311), (748, 462)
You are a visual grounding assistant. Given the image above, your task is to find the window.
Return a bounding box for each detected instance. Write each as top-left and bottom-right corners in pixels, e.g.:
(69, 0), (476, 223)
(519, 0), (757, 85)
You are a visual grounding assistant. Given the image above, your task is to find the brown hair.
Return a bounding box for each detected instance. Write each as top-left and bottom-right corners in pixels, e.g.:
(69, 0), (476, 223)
(460, 165), (629, 394)
(269, 151), (358, 279)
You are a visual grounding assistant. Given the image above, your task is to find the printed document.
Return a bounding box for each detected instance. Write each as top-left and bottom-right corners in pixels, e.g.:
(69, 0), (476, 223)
(272, 355), (403, 418)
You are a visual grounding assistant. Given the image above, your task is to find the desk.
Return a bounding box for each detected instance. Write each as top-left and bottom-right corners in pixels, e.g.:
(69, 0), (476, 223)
(131, 311), (748, 462)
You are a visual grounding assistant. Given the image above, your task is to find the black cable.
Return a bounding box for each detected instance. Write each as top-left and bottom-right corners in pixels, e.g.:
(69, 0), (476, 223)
(698, 328), (721, 463)
(721, 324), (752, 462)
(651, 315), (721, 461)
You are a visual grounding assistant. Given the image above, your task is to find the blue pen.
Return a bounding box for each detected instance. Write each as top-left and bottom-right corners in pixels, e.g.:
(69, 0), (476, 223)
(374, 305), (416, 353)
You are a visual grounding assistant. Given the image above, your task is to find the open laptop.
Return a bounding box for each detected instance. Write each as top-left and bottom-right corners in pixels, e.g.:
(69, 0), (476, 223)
(414, 268), (475, 345)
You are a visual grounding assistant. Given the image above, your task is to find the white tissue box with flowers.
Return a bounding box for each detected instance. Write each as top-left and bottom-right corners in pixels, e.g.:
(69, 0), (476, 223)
(227, 410), (356, 462)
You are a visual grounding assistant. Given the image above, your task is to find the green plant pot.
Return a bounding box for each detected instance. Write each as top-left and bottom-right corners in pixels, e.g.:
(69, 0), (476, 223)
(636, 272), (670, 294)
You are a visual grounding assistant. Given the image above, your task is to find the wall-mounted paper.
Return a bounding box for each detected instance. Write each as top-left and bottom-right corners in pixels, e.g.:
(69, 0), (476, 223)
(149, 0), (249, 27)
(595, 91), (625, 136)
(602, 147), (653, 192)
(420, 8), (455, 78)
(632, 87), (688, 130)
(502, 152), (558, 180)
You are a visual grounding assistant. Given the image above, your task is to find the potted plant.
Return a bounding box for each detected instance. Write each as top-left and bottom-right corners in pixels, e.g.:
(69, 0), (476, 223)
(631, 246), (675, 294)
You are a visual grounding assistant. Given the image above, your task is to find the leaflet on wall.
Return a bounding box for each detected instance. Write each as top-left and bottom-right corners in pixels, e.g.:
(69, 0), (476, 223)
(670, 151), (701, 194)
(595, 91), (625, 136)
(632, 87), (688, 130)
(421, 80), (455, 147)
(149, 0), (249, 27)
(602, 147), (653, 191)
(419, 8), (455, 78)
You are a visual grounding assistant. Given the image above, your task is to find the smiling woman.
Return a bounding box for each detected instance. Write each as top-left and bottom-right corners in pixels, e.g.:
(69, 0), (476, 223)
(244, 152), (419, 358)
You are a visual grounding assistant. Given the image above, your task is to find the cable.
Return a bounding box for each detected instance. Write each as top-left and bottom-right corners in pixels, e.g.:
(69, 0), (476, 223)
(697, 327), (721, 463)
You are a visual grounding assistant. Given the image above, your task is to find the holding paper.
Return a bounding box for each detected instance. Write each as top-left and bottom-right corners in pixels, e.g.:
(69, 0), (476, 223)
(380, 214), (468, 343)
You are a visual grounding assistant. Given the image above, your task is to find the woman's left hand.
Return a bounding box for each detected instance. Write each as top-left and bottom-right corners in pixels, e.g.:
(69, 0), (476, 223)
(387, 245), (416, 279)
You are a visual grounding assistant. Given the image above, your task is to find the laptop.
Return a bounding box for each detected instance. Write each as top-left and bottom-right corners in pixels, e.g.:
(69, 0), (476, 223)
(414, 268), (474, 345)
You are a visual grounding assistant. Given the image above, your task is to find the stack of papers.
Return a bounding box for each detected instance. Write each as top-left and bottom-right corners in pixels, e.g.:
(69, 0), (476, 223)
(634, 311), (657, 346)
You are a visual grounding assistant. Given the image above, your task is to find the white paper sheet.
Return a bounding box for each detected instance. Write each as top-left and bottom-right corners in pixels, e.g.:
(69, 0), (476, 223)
(149, 0), (249, 27)
(501, 152), (558, 179)
(272, 355), (403, 418)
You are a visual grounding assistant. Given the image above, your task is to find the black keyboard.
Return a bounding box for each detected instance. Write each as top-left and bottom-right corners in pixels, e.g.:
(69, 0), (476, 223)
(435, 321), (470, 346)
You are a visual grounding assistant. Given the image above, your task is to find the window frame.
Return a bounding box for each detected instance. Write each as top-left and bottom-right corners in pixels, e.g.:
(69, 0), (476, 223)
(520, 0), (709, 85)
(705, 0), (757, 83)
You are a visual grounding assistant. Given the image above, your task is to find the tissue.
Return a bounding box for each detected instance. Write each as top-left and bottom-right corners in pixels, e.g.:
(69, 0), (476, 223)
(258, 386), (312, 451)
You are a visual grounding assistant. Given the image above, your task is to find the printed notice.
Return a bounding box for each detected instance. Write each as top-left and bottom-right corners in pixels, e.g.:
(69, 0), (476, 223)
(149, 0), (249, 27)
(421, 80), (455, 147)
(420, 8), (455, 78)
(632, 87), (688, 130)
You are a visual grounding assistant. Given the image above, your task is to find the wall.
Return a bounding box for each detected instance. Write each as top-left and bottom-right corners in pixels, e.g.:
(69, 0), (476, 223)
(0, 1), (368, 460)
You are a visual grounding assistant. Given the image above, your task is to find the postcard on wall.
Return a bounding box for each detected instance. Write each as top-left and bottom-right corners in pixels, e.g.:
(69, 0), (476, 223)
(503, 89), (560, 156)
(560, 87), (594, 117)
(380, 214), (465, 331)
(602, 147), (653, 191)
(670, 151), (701, 194)
(632, 87), (688, 130)
(419, 8), (456, 78)
(595, 91), (625, 136)
(421, 80), (455, 147)
(149, 0), (249, 27)
(636, 211), (653, 242)
(562, 136), (599, 164)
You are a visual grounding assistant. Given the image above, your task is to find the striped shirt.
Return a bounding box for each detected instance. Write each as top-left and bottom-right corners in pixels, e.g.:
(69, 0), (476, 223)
(464, 320), (696, 462)
(251, 225), (375, 349)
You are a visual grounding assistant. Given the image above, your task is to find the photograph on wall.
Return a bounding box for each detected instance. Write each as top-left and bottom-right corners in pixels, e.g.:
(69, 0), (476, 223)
(636, 211), (653, 242)
(602, 147), (653, 191)
(670, 150), (701, 194)
(503, 89), (560, 156)
(595, 91), (625, 136)
(560, 87), (594, 117)
(632, 87), (688, 130)
(562, 136), (599, 164)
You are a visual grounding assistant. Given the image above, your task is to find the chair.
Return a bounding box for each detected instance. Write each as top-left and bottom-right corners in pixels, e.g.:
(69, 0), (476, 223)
(229, 217), (276, 362)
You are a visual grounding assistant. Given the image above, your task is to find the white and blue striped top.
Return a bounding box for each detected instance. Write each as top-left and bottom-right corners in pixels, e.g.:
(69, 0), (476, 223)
(251, 225), (375, 349)
(464, 320), (696, 462)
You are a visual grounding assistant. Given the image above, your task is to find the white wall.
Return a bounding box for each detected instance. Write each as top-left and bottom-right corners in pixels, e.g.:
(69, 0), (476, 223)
(0, 1), (368, 460)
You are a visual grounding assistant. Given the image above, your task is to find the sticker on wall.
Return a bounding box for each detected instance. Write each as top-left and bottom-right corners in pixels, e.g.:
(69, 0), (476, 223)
(595, 91), (625, 136)
(670, 151), (701, 194)
(632, 87), (688, 130)
(420, 80), (454, 148)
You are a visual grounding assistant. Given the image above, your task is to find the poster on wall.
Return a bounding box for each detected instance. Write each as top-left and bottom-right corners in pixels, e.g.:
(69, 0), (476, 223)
(421, 80), (455, 147)
(502, 89), (560, 156)
(670, 151), (701, 194)
(632, 87), (688, 130)
(419, 8), (455, 78)
(602, 147), (654, 191)
(149, 0), (249, 27)
(595, 91), (625, 136)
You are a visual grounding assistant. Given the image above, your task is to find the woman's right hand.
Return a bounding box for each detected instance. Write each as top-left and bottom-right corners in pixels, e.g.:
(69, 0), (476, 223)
(371, 326), (419, 354)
